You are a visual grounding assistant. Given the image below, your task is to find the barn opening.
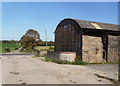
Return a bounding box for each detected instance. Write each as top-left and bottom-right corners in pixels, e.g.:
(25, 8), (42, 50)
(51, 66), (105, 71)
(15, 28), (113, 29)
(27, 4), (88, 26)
(82, 29), (108, 63)
(54, 18), (120, 63)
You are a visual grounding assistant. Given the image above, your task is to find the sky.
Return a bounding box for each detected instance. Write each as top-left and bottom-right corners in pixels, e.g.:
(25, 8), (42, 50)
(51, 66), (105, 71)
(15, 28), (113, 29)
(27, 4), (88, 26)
(2, 2), (118, 41)
(2, 0), (120, 2)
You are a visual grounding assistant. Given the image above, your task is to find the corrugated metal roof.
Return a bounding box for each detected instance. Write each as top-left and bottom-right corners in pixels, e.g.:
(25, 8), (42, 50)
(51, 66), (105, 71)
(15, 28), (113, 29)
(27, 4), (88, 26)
(66, 18), (119, 31)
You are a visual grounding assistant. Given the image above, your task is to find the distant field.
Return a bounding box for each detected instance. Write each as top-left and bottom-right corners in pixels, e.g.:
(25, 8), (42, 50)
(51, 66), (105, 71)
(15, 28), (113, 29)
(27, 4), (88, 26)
(0, 43), (20, 53)
(35, 46), (54, 51)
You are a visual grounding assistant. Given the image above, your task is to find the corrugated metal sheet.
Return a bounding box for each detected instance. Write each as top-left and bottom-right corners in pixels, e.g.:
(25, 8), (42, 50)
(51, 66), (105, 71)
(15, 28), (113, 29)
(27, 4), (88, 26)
(63, 18), (119, 31)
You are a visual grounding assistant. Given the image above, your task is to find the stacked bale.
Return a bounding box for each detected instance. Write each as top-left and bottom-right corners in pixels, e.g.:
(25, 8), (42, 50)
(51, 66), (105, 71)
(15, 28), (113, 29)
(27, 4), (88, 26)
(82, 35), (104, 63)
(108, 35), (119, 62)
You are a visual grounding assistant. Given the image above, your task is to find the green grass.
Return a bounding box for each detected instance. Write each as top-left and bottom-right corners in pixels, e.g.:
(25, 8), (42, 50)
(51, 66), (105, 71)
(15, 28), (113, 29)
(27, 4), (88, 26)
(20, 46), (54, 53)
(43, 58), (88, 65)
(43, 56), (118, 65)
(34, 46), (54, 51)
(0, 43), (20, 53)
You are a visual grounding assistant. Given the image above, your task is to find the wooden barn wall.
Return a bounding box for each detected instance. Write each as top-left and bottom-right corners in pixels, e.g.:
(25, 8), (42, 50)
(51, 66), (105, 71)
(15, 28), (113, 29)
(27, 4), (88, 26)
(108, 35), (119, 62)
(55, 27), (62, 51)
(82, 35), (104, 63)
(55, 20), (82, 58)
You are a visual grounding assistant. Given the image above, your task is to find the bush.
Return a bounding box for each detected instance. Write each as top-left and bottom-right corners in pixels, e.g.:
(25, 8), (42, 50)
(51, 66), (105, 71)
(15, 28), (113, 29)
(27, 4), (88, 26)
(4, 47), (10, 52)
(44, 58), (53, 62)
(74, 58), (87, 65)
(49, 47), (54, 50)
(15, 48), (18, 50)
(20, 48), (35, 53)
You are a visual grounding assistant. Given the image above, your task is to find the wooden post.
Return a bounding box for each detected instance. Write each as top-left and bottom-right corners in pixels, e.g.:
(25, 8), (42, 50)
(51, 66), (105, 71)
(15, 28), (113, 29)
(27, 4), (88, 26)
(80, 33), (83, 61)
(54, 32), (56, 51)
(118, 33), (120, 82)
(45, 30), (47, 50)
(106, 34), (108, 62)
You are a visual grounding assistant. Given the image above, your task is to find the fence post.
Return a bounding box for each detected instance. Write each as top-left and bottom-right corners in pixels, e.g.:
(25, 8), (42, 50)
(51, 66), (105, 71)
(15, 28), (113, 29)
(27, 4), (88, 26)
(118, 33), (120, 86)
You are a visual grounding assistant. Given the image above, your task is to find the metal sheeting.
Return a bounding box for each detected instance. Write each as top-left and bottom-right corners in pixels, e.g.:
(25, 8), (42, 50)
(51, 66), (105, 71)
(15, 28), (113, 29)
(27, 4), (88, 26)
(64, 18), (119, 31)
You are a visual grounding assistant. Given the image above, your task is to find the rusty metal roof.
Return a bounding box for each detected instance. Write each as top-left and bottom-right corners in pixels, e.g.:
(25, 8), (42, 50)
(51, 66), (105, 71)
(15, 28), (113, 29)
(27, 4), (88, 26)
(66, 18), (119, 31)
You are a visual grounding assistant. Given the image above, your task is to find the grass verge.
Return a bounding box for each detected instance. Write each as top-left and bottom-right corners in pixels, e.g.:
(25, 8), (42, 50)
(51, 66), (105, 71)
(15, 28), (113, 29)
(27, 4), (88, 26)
(0, 43), (20, 53)
(34, 46), (54, 51)
(43, 58), (88, 65)
(43, 56), (118, 65)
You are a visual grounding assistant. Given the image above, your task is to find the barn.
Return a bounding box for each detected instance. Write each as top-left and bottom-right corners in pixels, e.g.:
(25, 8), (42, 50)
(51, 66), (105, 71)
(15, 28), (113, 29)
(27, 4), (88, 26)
(54, 18), (120, 63)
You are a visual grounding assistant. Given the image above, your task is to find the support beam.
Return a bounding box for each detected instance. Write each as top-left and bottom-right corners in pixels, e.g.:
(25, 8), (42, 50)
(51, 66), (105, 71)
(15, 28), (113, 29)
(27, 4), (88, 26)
(106, 35), (108, 62)
(80, 33), (83, 61)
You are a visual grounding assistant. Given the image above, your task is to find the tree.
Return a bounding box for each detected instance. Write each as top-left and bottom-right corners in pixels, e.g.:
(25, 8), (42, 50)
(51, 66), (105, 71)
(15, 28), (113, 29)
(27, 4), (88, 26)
(20, 29), (41, 50)
(47, 41), (54, 46)
(25, 29), (40, 41)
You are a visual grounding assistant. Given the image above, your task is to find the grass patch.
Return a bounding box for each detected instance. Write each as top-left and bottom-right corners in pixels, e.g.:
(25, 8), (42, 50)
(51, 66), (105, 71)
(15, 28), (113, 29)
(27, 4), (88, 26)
(43, 58), (88, 65)
(34, 46), (54, 51)
(34, 54), (39, 57)
(20, 46), (54, 54)
(41, 54), (47, 57)
(20, 49), (35, 53)
(0, 43), (20, 53)
(33, 53), (47, 57)
(43, 55), (118, 65)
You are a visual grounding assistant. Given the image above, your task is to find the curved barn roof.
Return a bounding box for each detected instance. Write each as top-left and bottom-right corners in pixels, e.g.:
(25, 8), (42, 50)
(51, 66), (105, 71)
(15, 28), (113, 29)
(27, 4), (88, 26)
(65, 18), (119, 31)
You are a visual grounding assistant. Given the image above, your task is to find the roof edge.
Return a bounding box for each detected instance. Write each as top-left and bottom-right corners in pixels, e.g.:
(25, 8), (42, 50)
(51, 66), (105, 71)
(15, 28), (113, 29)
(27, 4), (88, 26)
(64, 18), (118, 26)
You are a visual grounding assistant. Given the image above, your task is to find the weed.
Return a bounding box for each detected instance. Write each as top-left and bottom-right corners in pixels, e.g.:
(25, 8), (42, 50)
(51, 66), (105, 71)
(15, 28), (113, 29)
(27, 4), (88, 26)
(43, 57), (88, 65)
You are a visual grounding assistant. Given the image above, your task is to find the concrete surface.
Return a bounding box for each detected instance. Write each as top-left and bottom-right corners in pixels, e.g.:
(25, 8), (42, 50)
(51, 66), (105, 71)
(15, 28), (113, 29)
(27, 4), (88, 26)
(1, 51), (118, 84)
(85, 64), (118, 80)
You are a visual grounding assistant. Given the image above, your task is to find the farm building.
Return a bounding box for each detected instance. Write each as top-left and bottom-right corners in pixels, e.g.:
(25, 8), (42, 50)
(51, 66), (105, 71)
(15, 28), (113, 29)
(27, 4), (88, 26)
(54, 18), (120, 63)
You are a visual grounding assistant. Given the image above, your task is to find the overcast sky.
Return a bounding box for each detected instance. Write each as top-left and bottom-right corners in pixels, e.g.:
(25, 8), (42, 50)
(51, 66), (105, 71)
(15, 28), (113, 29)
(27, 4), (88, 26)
(2, 2), (118, 41)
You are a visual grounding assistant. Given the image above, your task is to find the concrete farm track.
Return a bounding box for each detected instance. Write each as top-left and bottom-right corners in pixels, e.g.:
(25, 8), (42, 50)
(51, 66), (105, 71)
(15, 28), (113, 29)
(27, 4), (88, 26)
(0, 50), (118, 84)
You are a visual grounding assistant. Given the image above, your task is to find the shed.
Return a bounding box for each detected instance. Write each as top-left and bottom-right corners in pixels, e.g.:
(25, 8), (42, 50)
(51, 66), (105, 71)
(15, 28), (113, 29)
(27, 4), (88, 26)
(54, 18), (120, 63)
